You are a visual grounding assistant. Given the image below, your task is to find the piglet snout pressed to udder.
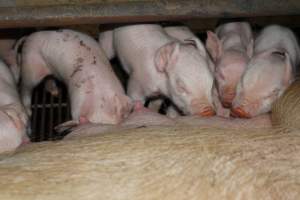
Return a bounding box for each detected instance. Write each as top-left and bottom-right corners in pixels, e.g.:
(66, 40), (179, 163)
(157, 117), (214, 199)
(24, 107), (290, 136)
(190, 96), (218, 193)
(109, 24), (216, 117)
(230, 106), (251, 118)
(206, 22), (254, 108)
(197, 106), (216, 117)
(231, 25), (300, 118)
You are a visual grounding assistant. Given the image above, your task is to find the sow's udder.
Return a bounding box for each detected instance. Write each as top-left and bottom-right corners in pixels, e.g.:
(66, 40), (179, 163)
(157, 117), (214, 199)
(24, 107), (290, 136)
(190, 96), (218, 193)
(65, 109), (272, 140)
(175, 114), (272, 129)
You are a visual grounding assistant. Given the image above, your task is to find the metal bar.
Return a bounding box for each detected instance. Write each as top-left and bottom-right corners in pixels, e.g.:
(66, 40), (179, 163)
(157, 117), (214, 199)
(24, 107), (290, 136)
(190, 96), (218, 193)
(15, 0), (154, 7)
(58, 89), (62, 125)
(66, 97), (71, 122)
(0, 0), (299, 28)
(31, 103), (69, 108)
(31, 90), (39, 142)
(49, 92), (54, 139)
(40, 87), (48, 141)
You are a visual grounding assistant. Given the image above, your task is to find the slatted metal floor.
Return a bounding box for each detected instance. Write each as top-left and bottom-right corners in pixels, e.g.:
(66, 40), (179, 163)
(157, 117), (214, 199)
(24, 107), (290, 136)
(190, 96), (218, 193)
(30, 76), (72, 142)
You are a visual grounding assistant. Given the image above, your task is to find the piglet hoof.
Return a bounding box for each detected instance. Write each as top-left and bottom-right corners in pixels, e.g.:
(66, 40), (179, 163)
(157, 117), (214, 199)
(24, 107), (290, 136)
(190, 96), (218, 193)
(54, 120), (80, 137)
(133, 101), (151, 113)
(44, 79), (60, 96)
(20, 136), (31, 146)
(22, 134), (31, 143)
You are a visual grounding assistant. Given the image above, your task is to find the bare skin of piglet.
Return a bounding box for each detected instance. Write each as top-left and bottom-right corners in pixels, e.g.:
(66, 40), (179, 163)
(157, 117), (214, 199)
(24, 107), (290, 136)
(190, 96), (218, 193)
(232, 25), (300, 118)
(17, 29), (132, 126)
(0, 60), (29, 153)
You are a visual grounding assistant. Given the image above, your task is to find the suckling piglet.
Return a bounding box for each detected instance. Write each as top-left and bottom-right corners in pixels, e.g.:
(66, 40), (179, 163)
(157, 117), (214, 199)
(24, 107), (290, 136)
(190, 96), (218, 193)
(0, 60), (28, 153)
(15, 29), (132, 125)
(113, 24), (216, 117)
(164, 25), (229, 117)
(206, 22), (253, 108)
(231, 25), (300, 118)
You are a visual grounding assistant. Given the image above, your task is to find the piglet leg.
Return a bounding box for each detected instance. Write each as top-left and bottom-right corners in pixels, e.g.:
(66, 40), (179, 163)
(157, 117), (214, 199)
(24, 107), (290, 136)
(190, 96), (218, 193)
(54, 119), (81, 135)
(44, 79), (60, 96)
(54, 115), (97, 138)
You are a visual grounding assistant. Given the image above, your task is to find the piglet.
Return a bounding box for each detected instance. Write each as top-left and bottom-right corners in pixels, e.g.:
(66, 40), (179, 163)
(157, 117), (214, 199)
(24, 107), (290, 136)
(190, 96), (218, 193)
(0, 60), (29, 153)
(231, 25), (300, 118)
(14, 29), (132, 126)
(112, 24), (216, 117)
(164, 26), (229, 117)
(206, 22), (253, 108)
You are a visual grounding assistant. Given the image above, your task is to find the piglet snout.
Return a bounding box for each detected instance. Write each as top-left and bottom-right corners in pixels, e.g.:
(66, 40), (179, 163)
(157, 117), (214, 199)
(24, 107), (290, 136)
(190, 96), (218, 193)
(197, 106), (216, 117)
(220, 91), (236, 108)
(230, 107), (251, 118)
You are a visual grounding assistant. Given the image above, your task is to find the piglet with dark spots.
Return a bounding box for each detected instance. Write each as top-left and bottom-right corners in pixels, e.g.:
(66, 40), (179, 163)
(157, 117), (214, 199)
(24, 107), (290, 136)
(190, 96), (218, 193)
(13, 29), (132, 127)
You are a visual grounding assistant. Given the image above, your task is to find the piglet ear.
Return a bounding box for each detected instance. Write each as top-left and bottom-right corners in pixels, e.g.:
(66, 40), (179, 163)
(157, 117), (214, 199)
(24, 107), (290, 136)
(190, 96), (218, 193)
(154, 41), (180, 73)
(247, 39), (254, 58)
(5, 50), (20, 83)
(99, 30), (115, 60)
(205, 31), (222, 62)
(208, 57), (216, 73)
(184, 37), (207, 56)
(282, 52), (295, 87)
(184, 37), (215, 72)
(270, 49), (295, 87)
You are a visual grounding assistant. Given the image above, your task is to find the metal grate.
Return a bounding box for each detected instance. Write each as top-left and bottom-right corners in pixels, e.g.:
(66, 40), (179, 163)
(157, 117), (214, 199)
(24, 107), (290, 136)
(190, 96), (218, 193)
(30, 76), (72, 142)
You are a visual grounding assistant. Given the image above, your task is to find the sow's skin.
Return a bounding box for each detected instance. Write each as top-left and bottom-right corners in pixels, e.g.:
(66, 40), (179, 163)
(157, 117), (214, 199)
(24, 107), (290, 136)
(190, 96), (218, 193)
(15, 29), (132, 125)
(206, 22), (253, 108)
(5, 82), (300, 199)
(272, 79), (300, 128)
(0, 60), (29, 153)
(0, 127), (299, 199)
(231, 25), (300, 118)
(114, 24), (216, 117)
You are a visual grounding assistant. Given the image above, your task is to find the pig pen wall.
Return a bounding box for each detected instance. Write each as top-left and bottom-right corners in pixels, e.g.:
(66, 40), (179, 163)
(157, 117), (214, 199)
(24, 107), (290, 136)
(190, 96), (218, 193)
(0, 0), (300, 142)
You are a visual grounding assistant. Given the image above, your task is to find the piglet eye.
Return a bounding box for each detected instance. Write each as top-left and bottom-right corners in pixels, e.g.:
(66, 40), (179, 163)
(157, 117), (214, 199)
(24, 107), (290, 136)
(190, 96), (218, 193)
(264, 89), (280, 99)
(272, 88), (280, 96)
(176, 79), (189, 94)
(272, 51), (286, 60)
